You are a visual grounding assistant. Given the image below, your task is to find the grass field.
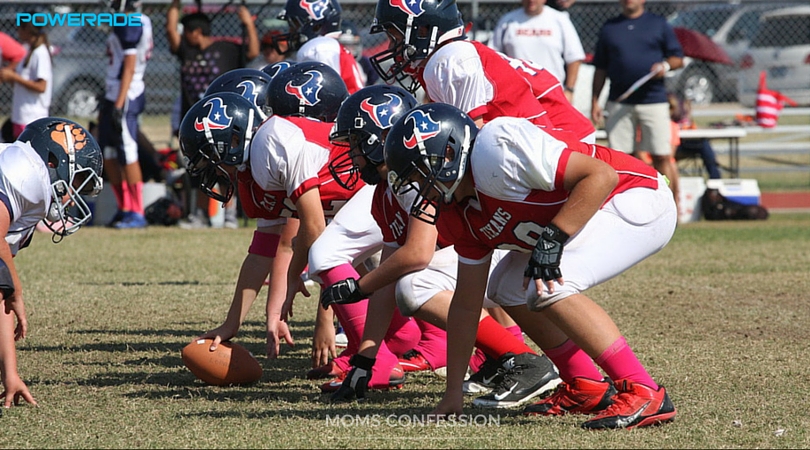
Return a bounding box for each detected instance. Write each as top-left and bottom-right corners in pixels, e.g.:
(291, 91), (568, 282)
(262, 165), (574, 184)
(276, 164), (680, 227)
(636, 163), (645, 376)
(3, 213), (810, 448)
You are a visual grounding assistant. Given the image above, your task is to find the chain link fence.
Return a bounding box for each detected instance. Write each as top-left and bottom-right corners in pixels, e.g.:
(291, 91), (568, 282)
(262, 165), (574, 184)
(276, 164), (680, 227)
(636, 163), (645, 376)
(1, 0), (807, 120)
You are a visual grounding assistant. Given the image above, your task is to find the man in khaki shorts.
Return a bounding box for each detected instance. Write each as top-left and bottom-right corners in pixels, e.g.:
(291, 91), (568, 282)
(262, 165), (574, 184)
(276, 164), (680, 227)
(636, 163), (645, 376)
(590, 0), (683, 212)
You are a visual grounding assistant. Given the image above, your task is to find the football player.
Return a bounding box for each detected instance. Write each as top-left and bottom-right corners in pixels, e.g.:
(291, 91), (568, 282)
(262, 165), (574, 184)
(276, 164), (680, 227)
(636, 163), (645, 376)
(1, 118), (103, 407)
(384, 103), (677, 430)
(370, 0), (595, 143)
(277, 0), (366, 93)
(322, 85), (562, 407)
(99, 0), (153, 228)
(181, 64), (412, 392)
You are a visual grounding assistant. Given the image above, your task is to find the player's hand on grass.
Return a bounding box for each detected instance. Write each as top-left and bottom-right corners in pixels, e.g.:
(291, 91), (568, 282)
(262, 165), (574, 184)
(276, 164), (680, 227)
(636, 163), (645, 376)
(311, 318), (336, 368)
(1, 374), (37, 408)
(331, 355), (375, 402)
(429, 394), (464, 421)
(266, 317), (294, 359)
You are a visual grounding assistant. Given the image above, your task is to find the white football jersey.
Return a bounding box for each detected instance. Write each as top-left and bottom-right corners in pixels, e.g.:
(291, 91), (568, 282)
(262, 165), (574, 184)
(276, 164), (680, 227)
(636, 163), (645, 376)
(0, 142), (50, 255)
(105, 14), (153, 101)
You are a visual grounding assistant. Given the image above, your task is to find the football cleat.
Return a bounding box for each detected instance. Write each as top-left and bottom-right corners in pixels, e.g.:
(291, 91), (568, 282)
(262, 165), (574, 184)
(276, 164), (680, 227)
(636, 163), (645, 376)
(306, 361), (344, 380)
(463, 355), (503, 394)
(398, 349), (432, 372)
(523, 377), (617, 416)
(581, 379), (676, 430)
(472, 353), (561, 409)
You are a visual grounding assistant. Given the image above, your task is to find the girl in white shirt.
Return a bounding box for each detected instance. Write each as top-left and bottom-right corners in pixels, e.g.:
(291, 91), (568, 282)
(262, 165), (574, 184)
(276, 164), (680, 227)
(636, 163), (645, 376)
(0, 21), (52, 139)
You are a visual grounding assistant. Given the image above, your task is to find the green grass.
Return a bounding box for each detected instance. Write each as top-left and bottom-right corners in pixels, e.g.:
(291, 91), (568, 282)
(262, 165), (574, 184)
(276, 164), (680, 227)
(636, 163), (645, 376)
(4, 214), (810, 448)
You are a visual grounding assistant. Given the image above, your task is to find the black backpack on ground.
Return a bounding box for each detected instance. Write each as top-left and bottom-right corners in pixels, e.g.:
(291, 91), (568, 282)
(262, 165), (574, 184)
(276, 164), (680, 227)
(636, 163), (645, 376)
(701, 188), (769, 221)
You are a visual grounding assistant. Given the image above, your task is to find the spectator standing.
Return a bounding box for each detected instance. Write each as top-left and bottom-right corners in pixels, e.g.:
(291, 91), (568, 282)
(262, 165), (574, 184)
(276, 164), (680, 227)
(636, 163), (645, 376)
(489, 0), (585, 102)
(166, 0), (259, 228)
(99, 0), (152, 229)
(0, 20), (51, 140)
(591, 0), (683, 214)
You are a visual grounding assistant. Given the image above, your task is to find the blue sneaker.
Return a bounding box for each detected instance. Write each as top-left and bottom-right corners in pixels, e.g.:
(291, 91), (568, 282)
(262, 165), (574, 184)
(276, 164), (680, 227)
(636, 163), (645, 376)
(114, 212), (148, 229)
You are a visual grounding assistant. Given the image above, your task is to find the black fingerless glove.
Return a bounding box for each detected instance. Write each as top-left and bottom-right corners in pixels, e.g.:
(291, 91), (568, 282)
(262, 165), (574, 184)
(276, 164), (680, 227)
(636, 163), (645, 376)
(320, 278), (369, 310)
(524, 223), (570, 282)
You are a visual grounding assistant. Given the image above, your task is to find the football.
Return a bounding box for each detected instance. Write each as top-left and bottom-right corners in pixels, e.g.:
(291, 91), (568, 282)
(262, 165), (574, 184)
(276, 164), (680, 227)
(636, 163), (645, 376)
(181, 339), (263, 386)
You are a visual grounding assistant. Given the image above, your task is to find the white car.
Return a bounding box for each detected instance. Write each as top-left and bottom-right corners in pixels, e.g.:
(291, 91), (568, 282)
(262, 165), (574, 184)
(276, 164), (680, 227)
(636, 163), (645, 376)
(737, 5), (810, 107)
(664, 3), (800, 105)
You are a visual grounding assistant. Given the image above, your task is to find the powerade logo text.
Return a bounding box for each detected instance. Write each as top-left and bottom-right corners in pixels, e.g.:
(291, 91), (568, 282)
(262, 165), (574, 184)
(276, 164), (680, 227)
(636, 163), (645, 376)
(16, 13), (143, 27)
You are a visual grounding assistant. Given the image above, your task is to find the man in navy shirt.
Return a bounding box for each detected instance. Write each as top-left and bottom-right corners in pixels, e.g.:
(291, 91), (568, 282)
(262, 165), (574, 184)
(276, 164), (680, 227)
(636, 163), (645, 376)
(591, 0), (683, 213)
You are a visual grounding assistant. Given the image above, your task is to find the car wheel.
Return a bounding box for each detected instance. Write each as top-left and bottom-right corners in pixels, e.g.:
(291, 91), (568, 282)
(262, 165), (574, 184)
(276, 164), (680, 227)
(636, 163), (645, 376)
(680, 66), (716, 106)
(60, 81), (102, 118)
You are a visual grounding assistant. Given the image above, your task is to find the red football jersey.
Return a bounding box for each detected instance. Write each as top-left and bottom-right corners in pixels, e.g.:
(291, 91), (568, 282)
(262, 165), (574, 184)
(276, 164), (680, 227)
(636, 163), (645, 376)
(371, 180), (452, 248)
(238, 115), (362, 221)
(436, 118), (659, 262)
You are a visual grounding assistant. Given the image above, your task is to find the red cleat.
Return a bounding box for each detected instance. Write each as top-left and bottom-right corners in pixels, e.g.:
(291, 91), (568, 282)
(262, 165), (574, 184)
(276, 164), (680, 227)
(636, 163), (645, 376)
(581, 379), (676, 430)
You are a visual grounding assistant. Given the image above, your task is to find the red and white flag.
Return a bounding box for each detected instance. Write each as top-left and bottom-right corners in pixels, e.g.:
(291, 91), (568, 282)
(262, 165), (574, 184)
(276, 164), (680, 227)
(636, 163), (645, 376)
(755, 71), (797, 128)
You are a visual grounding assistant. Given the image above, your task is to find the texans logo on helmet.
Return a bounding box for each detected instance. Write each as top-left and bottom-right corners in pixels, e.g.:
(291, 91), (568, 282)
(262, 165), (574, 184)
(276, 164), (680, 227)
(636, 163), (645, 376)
(389, 0), (426, 17)
(236, 80), (259, 107)
(194, 97), (233, 131)
(284, 70), (323, 106)
(266, 61), (293, 78)
(360, 94), (403, 129)
(402, 110), (440, 149)
(299, 0), (329, 20)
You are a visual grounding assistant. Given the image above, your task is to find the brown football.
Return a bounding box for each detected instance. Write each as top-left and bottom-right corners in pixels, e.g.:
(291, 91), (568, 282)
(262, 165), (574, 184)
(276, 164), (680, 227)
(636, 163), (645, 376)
(181, 339), (262, 386)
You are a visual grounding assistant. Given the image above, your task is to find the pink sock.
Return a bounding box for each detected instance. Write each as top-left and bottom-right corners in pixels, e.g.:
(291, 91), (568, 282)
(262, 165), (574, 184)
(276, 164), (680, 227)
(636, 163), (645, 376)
(469, 348), (487, 373)
(384, 309), (421, 357)
(544, 339), (604, 384)
(112, 184), (124, 210)
(320, 263), (400, 386)
(129, 182), (144, 215)
(412, 318), (447, 369)
(120, 182), (132, 212)
(595, 336), (658, 390)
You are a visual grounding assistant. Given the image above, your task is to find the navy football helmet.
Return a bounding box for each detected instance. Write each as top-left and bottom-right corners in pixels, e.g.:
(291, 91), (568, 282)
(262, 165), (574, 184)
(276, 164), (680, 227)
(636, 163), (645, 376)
(18, 117), (103, 239)
(277, 0), (342, 52)
(204, 68), (274, 119)
(265, 61), (349, 122)
(261, 61), (297, 80)
(329, 85), (417, 189)
(383, 103), (477, 224)
(178, 93), (261, 203)
(370, 0), (465, 93)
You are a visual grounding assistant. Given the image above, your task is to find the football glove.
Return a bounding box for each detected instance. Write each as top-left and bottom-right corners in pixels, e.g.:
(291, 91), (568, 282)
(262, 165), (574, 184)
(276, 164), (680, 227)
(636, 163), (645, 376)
(320, 278), (368, 310)
(524, 223), (570, 282)
(330, 354), (375, 402)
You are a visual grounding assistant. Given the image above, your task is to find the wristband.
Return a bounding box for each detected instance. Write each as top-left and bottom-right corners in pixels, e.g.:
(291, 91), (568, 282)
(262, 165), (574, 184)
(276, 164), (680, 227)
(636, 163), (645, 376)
(661, 61), (671, 73)
(564, 86), (575, 93)
(545, 223), (570, 245)
(248, 231), (280, 258)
